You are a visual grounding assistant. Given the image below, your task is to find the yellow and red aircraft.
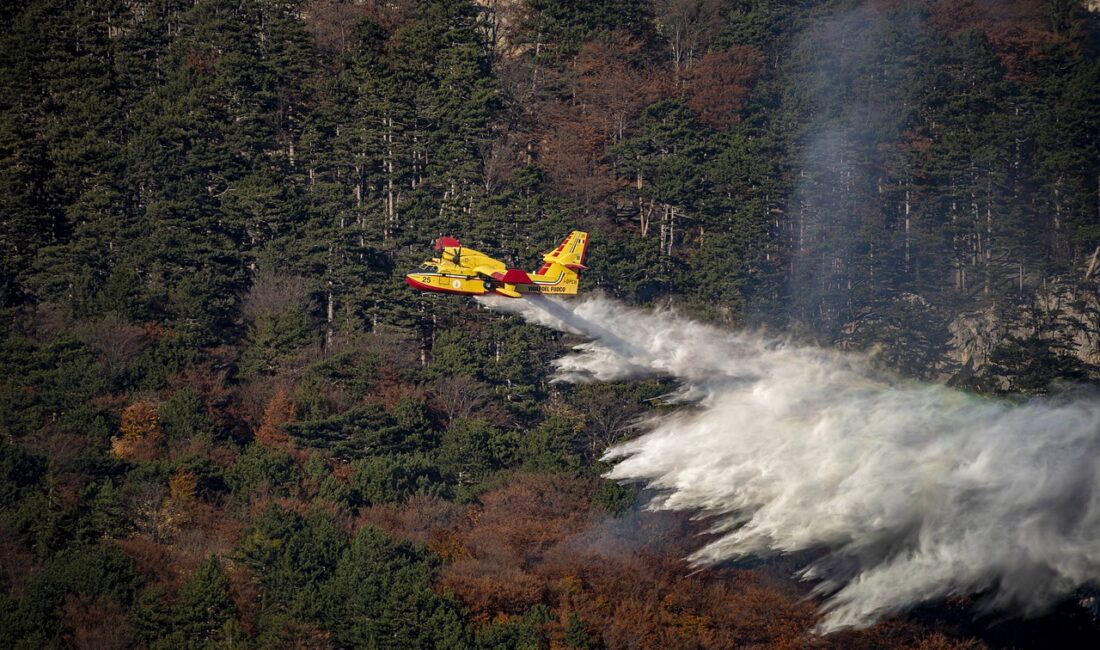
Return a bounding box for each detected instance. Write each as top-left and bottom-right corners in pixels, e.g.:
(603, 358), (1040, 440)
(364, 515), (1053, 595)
(406, 231), (588, 298)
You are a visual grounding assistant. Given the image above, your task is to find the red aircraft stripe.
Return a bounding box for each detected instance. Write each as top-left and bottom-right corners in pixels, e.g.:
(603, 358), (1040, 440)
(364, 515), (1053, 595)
(492, 269), (534, 284)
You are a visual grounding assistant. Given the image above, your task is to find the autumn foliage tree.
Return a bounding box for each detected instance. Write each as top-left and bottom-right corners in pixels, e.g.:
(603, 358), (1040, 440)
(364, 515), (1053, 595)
(111, 400), (163, 462)
(432, 473), (984, 649)
(682, 46), (762, 130)
(532, 33), (668, 209)
(168, 469), (199, 513)
(255, 386), (296, 449)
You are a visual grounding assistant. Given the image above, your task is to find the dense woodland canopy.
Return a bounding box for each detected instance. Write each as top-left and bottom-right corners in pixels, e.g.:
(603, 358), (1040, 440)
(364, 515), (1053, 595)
(1, 0), (1099, 647)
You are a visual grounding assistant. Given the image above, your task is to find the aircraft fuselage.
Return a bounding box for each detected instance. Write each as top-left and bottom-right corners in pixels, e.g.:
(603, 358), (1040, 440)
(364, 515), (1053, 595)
(404, 270), (577, 297)
(406, 231), (587, 299)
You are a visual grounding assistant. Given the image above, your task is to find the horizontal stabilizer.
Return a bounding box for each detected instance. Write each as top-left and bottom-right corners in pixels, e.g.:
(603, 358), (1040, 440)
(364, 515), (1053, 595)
(493, 269), (534, 284)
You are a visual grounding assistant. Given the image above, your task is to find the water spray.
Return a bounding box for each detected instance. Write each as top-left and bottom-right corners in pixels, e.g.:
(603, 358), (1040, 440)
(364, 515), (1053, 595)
(479, 295), (1100, 632)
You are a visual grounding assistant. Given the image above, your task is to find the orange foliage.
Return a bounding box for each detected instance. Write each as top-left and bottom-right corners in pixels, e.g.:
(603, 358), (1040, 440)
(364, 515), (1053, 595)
(537, 118), (621, 208)
(224, 562), (261, 635)
(111, 400), (163, 461)
(529, 32), (666, 209)
(575, 35), (667, 143)
(444, 560), (546, 622)
(115, 535), (179, 588)
(255, 386), (296, 449)
(436, 474), (600, 620)
(424, 473), (985, 650)
(683, 46), (762, 130)
(357, 494), (465, 546)
(427, 531), (473, 564)
(927, 0), (1066, 77)
(461, 474), (601, 561)
(119, 400), (158, 439)
(168, 468), (199, 511)
(367, 381), (426, 412)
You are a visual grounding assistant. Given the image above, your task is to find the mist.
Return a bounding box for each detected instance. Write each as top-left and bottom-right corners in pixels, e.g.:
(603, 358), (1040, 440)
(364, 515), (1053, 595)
(481, 294), (1100, 632)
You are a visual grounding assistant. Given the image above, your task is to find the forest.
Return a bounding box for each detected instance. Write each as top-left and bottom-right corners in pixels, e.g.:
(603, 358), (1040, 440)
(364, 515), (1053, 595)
(1, 0), (1099, 647)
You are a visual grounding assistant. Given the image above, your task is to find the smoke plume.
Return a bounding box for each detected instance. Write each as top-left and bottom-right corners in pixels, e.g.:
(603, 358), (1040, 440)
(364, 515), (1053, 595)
(480, 295), (1100, 632)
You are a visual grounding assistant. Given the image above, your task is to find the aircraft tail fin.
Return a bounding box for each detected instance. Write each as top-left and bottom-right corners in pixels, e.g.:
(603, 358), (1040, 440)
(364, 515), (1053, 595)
(434, 236), (461, 251)
(540, 231), (588, 271)
(530, 231), (588, 295)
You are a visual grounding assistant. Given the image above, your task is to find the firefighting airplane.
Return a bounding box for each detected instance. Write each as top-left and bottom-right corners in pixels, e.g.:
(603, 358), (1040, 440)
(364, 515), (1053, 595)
(405, 231), (588, 298)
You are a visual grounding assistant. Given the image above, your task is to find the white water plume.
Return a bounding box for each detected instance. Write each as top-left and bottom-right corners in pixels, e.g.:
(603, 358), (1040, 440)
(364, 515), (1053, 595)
(479, 295), (1100, 632)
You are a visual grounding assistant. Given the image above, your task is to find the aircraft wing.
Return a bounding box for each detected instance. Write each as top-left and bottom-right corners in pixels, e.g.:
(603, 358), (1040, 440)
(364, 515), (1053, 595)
(471, 264), (505, 279)
(469, 265), (533, 284)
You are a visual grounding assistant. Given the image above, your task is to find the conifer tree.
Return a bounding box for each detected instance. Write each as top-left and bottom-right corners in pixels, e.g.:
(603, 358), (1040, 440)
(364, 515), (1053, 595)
(164, 556), (238, 648)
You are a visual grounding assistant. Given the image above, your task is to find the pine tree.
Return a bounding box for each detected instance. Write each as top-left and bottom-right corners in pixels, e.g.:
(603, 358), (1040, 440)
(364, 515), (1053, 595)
(320, 525), (469, 648)
(163, 556), (238, 649)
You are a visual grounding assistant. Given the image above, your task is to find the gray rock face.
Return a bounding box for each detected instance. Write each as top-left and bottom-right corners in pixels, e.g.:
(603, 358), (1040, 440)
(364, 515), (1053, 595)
(940, 283), (1100, 389)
